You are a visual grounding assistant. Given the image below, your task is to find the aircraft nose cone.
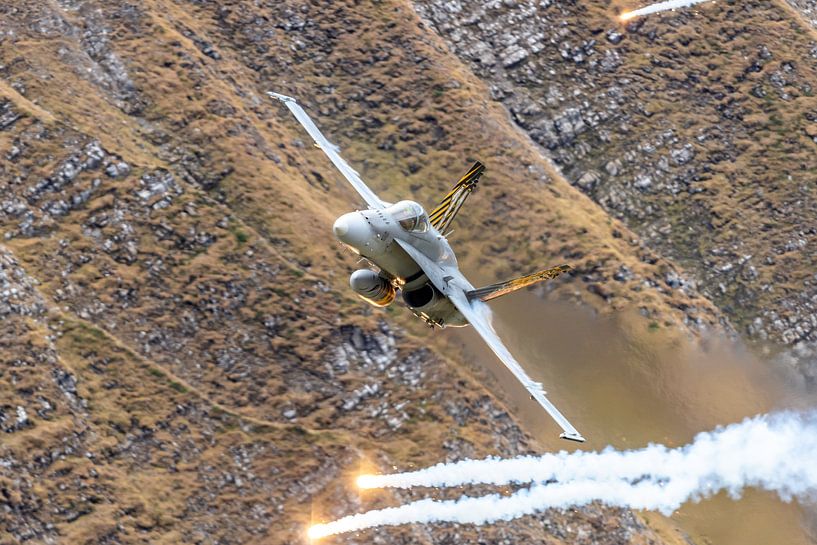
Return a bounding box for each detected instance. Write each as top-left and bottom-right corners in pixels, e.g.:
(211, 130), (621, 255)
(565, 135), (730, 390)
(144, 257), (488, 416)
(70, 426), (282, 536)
(333, 216), (350, 237)
(332, 212), (371, 249)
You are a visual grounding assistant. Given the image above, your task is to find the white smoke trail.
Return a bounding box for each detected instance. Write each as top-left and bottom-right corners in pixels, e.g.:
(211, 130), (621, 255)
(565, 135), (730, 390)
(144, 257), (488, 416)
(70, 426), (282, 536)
(358, 412), (817, 491)
(310, 412), (817, 538)
(310, 481), (667, 538)
(620, 0), (714, 20)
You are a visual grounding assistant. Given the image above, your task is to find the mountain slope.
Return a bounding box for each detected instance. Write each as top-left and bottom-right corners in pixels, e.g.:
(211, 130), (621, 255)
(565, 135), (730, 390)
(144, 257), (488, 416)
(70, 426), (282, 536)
(409, 0), (817, 363)
(0, 1), (750, 544)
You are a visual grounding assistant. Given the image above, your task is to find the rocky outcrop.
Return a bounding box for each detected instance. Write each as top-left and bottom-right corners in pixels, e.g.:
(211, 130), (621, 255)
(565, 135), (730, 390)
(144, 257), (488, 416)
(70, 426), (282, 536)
(3, 0), (786, 542)
(784, 0), (817, 29)
(410, 0), (817, 378)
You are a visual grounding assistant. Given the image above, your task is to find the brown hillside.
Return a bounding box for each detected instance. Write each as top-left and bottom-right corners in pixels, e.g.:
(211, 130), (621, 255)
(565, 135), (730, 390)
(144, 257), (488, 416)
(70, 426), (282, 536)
(0, 0), (777, 544)
(411, 0), (817, 358)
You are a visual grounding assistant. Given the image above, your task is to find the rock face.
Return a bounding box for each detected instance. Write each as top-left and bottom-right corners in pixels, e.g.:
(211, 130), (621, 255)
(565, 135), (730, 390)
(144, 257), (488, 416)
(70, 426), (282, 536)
(0, 0), (757, 544)
(411, 0), (817, 378)
(784, 0), (817, 29)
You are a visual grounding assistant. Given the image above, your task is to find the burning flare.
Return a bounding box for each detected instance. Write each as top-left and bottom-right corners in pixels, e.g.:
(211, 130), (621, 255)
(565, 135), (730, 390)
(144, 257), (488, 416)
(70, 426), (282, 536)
(357, 474), (378, 489)
(308, 525), (331, 540)
(309, 412), (817, 538)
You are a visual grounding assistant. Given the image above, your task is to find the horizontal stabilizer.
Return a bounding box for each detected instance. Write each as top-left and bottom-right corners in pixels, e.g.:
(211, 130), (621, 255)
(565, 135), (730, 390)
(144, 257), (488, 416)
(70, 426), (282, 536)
(467, 264), (572, 302)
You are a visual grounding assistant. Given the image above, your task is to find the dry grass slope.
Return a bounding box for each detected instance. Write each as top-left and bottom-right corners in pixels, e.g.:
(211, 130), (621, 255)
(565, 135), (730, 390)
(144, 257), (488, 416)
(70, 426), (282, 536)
(410, 0), (817, 348)
(0, 0), (750, 544)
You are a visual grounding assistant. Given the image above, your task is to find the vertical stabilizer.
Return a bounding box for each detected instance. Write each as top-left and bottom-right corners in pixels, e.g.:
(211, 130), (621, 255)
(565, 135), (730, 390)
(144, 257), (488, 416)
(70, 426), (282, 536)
(429, 161), (484, 234)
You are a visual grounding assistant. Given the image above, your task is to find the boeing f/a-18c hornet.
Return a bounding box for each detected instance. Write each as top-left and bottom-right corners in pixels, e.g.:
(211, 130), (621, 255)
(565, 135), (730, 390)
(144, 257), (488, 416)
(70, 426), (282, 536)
(270, 92), (584, 442)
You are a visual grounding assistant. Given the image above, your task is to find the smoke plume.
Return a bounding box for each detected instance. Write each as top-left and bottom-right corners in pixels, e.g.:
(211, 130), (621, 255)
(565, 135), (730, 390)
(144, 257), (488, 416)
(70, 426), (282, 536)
(620, 0), (714, 20)
(309, 412), (817, 538)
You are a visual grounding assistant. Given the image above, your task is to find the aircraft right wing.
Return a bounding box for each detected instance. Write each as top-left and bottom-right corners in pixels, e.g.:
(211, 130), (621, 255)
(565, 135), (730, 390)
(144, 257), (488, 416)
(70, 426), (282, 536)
(392, 237), (585, 442)
(269, 92), (385, 210)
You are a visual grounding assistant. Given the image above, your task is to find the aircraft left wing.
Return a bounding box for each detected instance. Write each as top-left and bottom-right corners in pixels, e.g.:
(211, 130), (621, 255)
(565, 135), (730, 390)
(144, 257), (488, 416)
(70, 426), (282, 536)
(448, 290), (585, 442)
(269, 92), (385, 210)
(392, 238), (585, 442)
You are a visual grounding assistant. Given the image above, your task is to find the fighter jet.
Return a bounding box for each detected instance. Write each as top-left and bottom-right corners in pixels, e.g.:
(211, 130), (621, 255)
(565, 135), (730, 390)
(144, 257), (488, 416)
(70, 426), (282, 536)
(270, 92), (584, 442)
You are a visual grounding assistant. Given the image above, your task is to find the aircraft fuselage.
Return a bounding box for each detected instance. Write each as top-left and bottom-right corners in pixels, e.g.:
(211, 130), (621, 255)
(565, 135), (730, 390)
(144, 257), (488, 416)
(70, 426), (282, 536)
(333, 201), (468, 327)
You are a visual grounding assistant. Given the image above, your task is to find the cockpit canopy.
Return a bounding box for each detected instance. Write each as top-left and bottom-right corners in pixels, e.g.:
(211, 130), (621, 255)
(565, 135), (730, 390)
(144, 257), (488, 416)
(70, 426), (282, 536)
(389, 200), (429, 233)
